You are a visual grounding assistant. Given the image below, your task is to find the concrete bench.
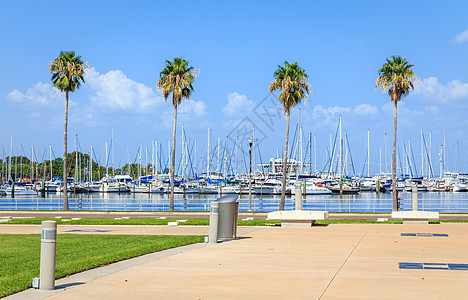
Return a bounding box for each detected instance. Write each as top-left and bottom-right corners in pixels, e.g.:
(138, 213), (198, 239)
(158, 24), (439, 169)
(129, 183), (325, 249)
(267, 210), (328, 227)
(391, 211), (439, 224)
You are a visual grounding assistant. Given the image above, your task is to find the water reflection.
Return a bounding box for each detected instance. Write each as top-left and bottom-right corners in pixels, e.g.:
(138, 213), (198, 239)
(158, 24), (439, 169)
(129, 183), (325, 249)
(1, 191), (468, 212)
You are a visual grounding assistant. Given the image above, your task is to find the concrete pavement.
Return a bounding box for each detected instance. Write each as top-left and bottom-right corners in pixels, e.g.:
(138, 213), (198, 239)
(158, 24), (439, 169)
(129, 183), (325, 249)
(4, 223), (468, 299)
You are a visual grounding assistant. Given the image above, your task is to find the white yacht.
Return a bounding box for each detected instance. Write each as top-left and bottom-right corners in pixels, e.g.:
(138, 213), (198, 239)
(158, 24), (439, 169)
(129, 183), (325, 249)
(101, 176), (130, 193)
(304, 182), (332, 195)
(453, 176), (468, 192)
(252, 179), (283, 195)
(6, 186), (37, 195)
(200, 183), (219, 194)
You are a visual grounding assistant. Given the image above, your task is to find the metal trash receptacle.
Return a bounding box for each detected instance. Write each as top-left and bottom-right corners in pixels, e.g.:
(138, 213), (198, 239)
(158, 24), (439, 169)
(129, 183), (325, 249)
(216, 194), (239, 240)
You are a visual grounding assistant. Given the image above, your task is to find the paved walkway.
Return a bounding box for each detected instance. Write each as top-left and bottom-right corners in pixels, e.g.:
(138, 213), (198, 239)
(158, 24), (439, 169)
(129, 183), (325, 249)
(4, 223), (468, 299)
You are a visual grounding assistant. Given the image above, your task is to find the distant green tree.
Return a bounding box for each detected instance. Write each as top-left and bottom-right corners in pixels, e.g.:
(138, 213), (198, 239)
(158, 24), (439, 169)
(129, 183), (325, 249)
(376, 55), (417, 211)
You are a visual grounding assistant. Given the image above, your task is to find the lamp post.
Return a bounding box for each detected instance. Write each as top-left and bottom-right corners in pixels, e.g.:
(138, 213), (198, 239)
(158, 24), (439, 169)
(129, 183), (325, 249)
(248, 137), (253, 211)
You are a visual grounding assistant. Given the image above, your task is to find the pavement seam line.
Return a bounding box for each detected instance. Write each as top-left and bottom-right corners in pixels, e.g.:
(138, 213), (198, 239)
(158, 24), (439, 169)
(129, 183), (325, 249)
(317, 224), (371, 300)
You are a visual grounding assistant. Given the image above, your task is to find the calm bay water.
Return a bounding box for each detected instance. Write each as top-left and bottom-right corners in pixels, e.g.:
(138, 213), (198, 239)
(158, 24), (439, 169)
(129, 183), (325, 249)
(1, 192), (468, 213)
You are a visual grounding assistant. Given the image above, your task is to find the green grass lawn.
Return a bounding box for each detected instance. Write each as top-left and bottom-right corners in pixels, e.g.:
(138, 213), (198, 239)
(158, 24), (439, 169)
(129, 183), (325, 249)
(0, 234), (203, 298)
(8, 217), (463, 226)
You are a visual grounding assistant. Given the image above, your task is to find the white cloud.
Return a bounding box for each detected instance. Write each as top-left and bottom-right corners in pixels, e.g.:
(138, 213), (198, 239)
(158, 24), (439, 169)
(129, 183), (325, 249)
(6, 82), (63, 107)
(453, 29), (468, 44)
(413, 77), (468, 103)
(179, 99), (207, 117)
(222, 92), (255, 117)
(352, 104), (378, 116)
(311, 105), (351, 126)
(307, 103), (379, 127)
(159, 99), (208, 129)
(85, 67), (164, 113)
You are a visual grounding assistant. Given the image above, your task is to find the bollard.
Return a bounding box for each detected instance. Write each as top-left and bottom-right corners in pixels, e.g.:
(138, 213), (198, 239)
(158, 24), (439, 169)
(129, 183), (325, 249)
(412, 185), (418, 211)
(41, 181), (46, 197)
(295, 182), (302, 211)
(208, 202), (219, 243)
(303, 181), (306, 199)
(40, 220), (57, 290)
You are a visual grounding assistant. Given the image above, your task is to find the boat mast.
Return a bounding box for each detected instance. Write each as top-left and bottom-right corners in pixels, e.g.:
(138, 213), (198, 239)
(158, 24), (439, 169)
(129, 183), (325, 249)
(139, 142), (142, 181)
(252, 126), (255, 176)
(235, 135), (238, 175)
(181, 124), (185, 179)
(75, 135), (78, 181)
(339, 116), (343, 179)
(379, 147), (382, 175)
(222, 137), (227, 177)
(384, 133), (388, 173)
(314, 135), (317, 174)
(152, 141), (155, 177)
(112, 127), (115, 177)
(105, 141), (108, 177)
(298, 109), (303, 175)
(439, 144), (443, 179)
(421, 129), (424, 178)
(90, 145), (93, 182)
(19, 145), (23, 180)
(217, 136), (220, 174)
(145, 145), (148, 176)
(29, 146), (32, 181)
(443, 128), (446, 175)
(154, 139), (158, 176)
(429, 131), (432, 179)
(408, 140), (413, 177)
(8, 136), (12, 181)
(49, 145), (52, 180)
(367, 129), (370, 177)
(194, 138), (197, 176)
(207, 128), (210, 176)
(309, 132), (312, 174)
(329, 132), (334, 178)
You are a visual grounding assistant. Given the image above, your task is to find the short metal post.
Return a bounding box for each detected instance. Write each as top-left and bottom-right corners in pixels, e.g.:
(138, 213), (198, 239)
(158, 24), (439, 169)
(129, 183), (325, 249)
(40, 220), (57, 290)
(41, 181), (46, 197)
(412, 185), (418, 211)
(209, 202), (219, 243)
(295, 182), (302, 211)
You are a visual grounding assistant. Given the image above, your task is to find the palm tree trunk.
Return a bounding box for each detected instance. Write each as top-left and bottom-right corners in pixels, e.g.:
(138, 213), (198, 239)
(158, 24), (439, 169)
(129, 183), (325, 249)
(279, 109), (290, 211)
(169, 103), (178, 211)
(63, 91), (69, 211)
(392, 100), (398, 211)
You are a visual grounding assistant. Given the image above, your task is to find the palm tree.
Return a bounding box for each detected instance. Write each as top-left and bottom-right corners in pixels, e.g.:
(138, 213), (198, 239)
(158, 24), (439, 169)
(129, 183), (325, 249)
(269, 61), (311, 211)
(157, 57), (196, 211)
(49, 51), (86, 211)
(376, 55), (417, 211)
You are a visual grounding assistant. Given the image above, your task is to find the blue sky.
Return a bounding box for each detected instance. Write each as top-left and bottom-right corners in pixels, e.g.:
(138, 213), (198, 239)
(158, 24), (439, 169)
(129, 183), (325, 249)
(1, 1), (468, 176)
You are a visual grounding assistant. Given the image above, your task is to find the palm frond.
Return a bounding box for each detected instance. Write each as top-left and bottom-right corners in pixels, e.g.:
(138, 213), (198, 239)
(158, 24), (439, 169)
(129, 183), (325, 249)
(49, 51), (87, 93)
(375, 55), (418, 102)
(270, 61), (311, 113)
(157, 57), (196, 106)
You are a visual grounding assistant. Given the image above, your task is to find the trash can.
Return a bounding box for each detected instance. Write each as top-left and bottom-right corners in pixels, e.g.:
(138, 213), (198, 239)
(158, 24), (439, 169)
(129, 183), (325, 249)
(216, 194), (239, 241)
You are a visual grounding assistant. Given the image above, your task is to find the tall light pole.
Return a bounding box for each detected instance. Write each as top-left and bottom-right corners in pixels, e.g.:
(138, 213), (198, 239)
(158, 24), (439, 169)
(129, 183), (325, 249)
(248, 137), (253, 211)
